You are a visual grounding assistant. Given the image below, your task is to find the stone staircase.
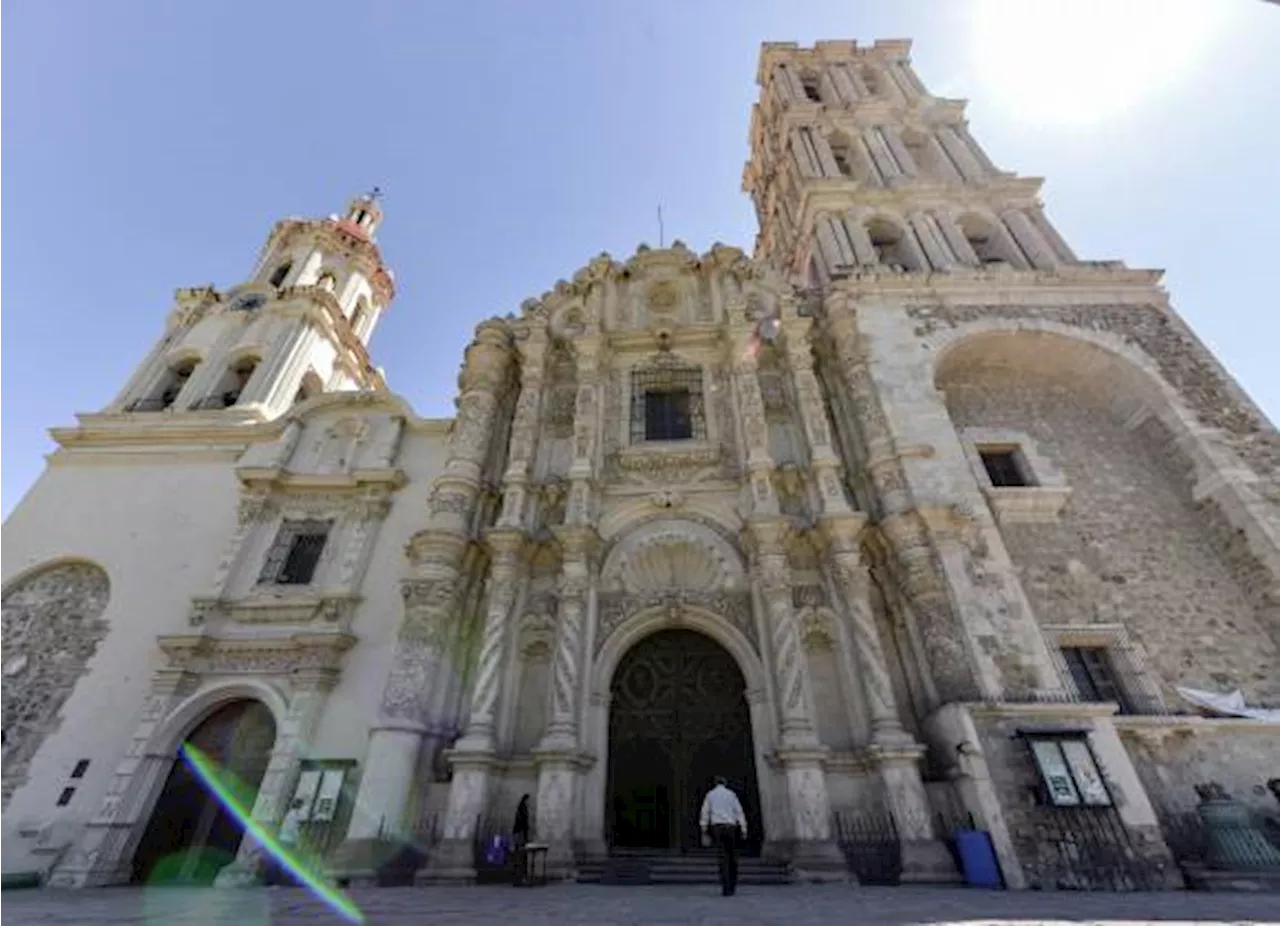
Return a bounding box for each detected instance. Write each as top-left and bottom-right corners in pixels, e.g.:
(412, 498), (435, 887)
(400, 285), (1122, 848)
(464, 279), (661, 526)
(576, 848), (793, 886)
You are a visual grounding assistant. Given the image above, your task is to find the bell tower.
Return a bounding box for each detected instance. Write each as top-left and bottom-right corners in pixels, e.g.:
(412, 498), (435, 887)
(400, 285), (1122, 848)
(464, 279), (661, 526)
(108, 191), (395, 420)
(742, 40), (1078, 285)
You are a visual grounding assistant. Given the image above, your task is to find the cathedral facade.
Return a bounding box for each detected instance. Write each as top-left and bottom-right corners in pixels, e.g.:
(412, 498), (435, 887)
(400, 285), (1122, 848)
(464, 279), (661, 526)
(4, 39), (1278, 891)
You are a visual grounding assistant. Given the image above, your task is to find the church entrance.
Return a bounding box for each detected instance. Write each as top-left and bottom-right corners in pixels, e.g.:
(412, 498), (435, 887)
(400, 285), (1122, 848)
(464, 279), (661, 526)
(606, 629), (761, 855)
(130, 699), (276, 885)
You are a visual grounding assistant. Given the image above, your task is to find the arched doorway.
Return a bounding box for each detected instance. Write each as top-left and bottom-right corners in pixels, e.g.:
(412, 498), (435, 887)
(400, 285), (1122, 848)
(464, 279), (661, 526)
(130, 699), (276, 885)
(607, 629), (761, 855)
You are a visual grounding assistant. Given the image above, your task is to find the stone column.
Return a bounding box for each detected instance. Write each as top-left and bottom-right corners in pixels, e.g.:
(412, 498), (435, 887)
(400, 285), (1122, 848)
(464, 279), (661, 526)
(840, 212), (881, 267)
(430, 529), (526, 879)
(49, 669), (200, 887)
(955, 123), (999, 174)
(861, 128), (901, 181)
(497, 332), (548, 529)
(749, 519), (846, 879)
(819, 516), (959, 883)
(829, 315), (984, 706)
(336, 321), (512, 868)
(936, 125), (983, 181)
(1027, 205), (1078, 262)
(790, 128), (822, 179)
(936, 209), (981, 266)
(535, 526), (598, 874)
(1001, 208), (1058, 270)
(215, 670), (337, 886)
(882, 128), (918, 177)
(908, 211), (954, 271)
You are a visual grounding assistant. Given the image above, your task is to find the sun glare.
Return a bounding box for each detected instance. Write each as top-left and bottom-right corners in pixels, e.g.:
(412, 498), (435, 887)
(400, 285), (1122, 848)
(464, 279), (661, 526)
(966, 0), (1232, 129)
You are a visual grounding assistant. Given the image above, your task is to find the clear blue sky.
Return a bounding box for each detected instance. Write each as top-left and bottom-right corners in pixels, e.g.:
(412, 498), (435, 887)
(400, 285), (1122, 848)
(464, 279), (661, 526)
(3, 1), (1277, 517)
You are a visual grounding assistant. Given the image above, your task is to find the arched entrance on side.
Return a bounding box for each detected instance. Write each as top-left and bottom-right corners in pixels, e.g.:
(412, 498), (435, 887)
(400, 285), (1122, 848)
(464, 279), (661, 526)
(606, 628), (763, 856)
(130, 698), (276, 885)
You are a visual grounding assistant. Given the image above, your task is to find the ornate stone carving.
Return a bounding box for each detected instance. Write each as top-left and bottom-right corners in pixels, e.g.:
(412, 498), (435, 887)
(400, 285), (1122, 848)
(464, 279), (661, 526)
(2, 562), (111, 805)
(595, 589), (757, 656)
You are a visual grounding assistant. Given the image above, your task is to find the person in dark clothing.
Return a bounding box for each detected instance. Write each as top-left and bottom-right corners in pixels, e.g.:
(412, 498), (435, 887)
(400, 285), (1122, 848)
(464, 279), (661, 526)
(512, 794), (532, 885)
(699, 776), (747, 896)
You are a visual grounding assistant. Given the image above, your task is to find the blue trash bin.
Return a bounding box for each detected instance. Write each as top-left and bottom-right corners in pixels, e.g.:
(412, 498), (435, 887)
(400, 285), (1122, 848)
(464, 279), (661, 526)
(954, 829), (1003, 888)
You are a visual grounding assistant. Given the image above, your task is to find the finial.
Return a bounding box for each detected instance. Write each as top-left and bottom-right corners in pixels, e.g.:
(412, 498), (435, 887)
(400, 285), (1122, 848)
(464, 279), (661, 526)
(367, 185), (383, 203)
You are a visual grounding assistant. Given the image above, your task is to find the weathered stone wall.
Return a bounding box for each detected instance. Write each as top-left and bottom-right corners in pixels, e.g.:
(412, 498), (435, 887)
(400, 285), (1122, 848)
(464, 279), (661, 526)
(1119, 723), (1280, 816)
(940, 365), (1280, 705)
(969, 711), (1178, 890)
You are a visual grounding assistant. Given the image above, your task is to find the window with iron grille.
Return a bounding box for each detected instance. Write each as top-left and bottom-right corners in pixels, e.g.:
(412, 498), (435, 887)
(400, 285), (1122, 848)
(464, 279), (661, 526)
(979, 448), (1029, 487)
(630, 356), (706, 444)
(1061, 646), (1133, 714)
(259, 519), (333, 586)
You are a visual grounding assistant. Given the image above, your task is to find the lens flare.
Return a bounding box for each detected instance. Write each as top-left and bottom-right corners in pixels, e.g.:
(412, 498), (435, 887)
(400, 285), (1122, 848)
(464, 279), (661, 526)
(181, 743), (365, 925)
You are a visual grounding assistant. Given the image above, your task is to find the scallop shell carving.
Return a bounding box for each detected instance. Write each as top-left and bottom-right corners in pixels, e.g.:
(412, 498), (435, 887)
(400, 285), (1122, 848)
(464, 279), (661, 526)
(616, 532), (737, 594)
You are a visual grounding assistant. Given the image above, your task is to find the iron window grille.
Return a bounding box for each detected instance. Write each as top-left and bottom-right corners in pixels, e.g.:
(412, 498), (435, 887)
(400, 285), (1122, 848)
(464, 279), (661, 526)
(1060, 646), (1134, 714)
(259, 519), (333, 586)
(630, 356), (706, 444)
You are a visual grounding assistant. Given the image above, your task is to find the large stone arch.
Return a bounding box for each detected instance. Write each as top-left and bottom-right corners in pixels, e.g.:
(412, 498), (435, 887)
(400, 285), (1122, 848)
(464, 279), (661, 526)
(1, 559), (111, 807)
(931, 322), (1280, 704)
(50, 680), (288, 887)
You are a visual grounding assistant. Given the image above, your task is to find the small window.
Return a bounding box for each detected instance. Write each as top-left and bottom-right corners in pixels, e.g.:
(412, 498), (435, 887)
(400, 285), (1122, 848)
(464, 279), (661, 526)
(71, 759), (90, 779)
(269, 262), (292, 287)
(316, 271), (338, 293)
(630, 356), (706, 444)
(259, 519), (332, 586)
(1061, 646), (1132, 713)
(830, 143), (854, 179)
(802, 81), (822, 103)
(980, 449), (1028, 488)
(56, 787), (76, 807)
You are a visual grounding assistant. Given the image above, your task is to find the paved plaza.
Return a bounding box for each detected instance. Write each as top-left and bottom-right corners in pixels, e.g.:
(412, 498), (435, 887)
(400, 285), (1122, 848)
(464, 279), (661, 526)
(2, 884), (1278, 925)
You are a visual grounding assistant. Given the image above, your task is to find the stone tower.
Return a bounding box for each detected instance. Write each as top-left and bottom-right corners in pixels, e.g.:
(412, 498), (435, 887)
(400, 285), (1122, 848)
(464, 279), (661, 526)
(743, 39), (1074, 286)
(108, 192), (393, 421)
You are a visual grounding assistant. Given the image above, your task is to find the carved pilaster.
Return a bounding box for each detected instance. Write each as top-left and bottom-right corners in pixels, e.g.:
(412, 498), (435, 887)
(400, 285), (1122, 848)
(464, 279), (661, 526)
(498, 332), (548, 528)
(879, 512), (981, 703)
(783, 319), (851, 516)
(566, 337), (603, 524)
(729, 318), (781, 516)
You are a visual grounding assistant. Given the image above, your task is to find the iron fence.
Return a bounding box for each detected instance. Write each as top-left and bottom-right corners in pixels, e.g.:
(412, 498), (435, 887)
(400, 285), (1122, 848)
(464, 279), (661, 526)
(1024, 806), (1170, 891)
(1158, 809), (1280, 871)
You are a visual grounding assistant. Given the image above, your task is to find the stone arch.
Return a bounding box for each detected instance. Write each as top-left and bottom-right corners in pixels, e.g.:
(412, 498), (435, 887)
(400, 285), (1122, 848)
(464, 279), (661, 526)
(932, 322), (1280, 703)
(863, 212), (923, 271)
(128, 689), (280, 884)
(582, 604), (777, 852)
(2, 559), (111, 806)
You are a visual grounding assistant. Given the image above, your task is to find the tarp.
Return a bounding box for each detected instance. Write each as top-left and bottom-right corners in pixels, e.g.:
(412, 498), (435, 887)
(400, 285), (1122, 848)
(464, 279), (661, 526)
(1175, 686), (1280, 722)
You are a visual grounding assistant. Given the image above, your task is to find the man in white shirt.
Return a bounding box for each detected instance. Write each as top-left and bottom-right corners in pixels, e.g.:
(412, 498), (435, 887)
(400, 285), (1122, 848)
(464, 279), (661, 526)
(699, 776), (747, 896)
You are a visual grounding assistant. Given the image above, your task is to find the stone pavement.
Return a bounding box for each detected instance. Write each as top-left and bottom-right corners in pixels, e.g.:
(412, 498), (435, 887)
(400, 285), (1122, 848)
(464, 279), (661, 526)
(2, 884), (1278, 925)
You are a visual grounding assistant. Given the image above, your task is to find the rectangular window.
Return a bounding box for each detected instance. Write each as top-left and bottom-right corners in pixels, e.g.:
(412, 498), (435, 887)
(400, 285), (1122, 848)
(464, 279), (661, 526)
(259, 519), (333, 586)
(71, 759), (90, 779)
(644, 389), (692, 441)
(56, 787), (76, 807)
(1061, 646), (1132, 713)
(630, 359), (706, 444)
(979, 449), (1028, 488)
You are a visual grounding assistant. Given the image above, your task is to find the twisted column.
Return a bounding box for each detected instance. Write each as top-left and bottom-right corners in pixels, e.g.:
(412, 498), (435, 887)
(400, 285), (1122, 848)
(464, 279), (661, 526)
(458, 530), (526, 746)
(781, 317), (851, 517)
(340, 321), (512, 867)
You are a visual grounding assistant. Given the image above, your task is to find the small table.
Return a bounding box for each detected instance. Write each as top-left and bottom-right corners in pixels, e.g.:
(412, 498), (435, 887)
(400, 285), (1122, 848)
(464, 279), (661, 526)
(515, 843), (549, 887)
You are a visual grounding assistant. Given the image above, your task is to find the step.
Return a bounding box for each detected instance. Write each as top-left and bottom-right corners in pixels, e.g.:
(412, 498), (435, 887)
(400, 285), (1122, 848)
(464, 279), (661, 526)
(577, 853), (793, 886)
